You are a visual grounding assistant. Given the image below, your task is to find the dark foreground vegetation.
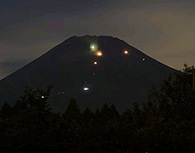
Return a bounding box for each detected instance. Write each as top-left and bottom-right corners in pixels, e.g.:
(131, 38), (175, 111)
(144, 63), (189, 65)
(0, 65), (194, 153)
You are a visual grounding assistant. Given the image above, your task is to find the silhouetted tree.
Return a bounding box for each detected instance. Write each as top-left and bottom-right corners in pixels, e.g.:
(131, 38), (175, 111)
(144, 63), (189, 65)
(0, 102), (13, 119)
(62, 99), (82, 153)
(1, 86), (57, 152)
(1, 65), (194, 153)
(100, 103), (119, 125)
(83, 107), (95, 126)
(148, 64), (195, 121)
(141, 64), (195, 153)
(63, 98), (82, 124)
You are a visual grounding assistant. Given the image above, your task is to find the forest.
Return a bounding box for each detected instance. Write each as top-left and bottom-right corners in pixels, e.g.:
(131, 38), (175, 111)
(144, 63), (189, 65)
(0, 65), (194, 153)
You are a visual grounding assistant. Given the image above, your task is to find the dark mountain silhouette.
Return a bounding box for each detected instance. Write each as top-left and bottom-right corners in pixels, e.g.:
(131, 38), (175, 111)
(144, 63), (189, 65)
(0, 36), (176, 112)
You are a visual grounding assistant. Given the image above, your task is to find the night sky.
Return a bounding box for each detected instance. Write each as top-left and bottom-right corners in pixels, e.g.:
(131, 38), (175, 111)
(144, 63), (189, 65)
(0, 0), (195, 79)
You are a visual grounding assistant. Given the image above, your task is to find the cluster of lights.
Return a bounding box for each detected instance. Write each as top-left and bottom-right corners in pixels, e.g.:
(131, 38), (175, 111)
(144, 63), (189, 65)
(58, 91), (65, 95)
(90, 43), (103, 57)
(80, 43), (146, 94)
(83, 43), (146, 93)
(82, 43), (103, 92)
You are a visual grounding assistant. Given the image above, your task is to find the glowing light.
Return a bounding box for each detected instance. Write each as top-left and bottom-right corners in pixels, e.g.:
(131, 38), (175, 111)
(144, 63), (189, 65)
(94, 61), (98, 65)
(83, 87), (89, 91)
(142, 58), (145, 61)
(91, 45), (95, 50)
(58, 91), (64, 95)
(124, 50), (129, 54)
(41, 96), (45, 99)
(96, 51), (103, 56)
(90, 44), (98, 52)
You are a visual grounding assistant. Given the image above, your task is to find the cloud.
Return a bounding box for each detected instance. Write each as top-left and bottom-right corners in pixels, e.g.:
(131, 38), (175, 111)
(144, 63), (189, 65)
(0, 0), (195, 79)
(134, 7), (195, 69)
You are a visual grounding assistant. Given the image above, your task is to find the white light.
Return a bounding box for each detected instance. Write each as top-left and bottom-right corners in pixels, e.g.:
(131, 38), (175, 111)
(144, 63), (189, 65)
(94, 61), (97, 65)
(41, 96), (45, 99)
(83, 87), (89, 91)
(142, 58), (145, 61)
(124, 50), (129, 54)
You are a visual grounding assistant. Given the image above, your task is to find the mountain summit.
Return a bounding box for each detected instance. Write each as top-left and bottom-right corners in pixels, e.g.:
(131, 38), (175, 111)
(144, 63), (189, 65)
(0, 36), (176, 112)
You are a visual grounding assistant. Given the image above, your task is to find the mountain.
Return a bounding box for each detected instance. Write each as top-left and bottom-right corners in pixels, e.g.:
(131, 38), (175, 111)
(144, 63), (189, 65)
(0, 35), (176, 112)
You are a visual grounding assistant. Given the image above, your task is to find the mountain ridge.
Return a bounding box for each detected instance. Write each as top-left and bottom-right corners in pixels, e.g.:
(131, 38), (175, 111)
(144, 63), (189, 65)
(0, 35), (177, 112)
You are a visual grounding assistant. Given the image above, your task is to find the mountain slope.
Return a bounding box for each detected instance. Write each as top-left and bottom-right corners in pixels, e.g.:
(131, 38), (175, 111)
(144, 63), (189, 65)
(0, 35), (176, 112)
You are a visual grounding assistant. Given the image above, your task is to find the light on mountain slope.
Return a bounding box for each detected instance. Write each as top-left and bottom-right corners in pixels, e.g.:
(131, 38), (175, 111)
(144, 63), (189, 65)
(124, 50), (129, 54)
(90, 44), (98, 52)
(96, 51), (103, 56)
(83, 87), (89, 91)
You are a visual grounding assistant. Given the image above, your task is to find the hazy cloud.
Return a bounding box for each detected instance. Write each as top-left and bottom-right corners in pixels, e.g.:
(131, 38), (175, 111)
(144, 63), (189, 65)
(0, 0), (195, 79)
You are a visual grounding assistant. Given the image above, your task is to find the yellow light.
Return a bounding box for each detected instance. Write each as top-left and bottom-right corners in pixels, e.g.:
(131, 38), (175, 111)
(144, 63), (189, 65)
(124, 50), (129, 54)
(96, 51), (103, 56)
(94, 61), (98, 65)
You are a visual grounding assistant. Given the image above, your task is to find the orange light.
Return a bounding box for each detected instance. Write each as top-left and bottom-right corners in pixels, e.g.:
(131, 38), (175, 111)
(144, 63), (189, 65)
(96, 51), (103, 56)
(124, 50), (129, 54)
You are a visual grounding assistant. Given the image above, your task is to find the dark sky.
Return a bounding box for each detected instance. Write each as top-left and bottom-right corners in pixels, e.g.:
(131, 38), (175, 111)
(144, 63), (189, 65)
(0, 0), (195, 79)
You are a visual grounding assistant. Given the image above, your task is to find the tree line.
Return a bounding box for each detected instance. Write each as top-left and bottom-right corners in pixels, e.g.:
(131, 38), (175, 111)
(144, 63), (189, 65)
(0, 65), (194, 153)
